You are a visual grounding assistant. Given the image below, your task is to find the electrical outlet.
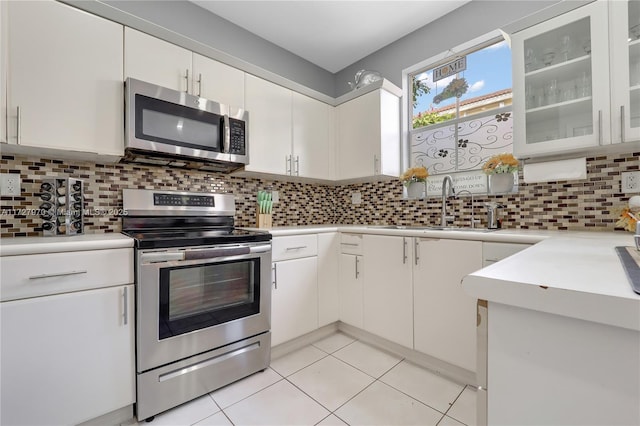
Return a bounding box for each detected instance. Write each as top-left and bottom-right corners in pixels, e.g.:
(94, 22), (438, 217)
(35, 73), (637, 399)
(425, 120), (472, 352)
(351, 192), (362, 205)
(1, 173), (21, 196)
(271, 190), (279, 203)
(621, 171), (640, 193)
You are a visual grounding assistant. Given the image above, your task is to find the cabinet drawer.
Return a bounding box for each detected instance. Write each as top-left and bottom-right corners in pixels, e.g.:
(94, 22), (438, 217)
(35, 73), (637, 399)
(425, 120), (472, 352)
(340, 233), (363, 255)
(0, 248), (134, 301)
(272, 235), (318, 261)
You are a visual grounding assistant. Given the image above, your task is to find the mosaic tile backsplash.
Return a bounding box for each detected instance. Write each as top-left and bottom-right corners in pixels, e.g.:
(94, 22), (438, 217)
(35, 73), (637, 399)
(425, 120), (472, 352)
(0, 152), (638, 238)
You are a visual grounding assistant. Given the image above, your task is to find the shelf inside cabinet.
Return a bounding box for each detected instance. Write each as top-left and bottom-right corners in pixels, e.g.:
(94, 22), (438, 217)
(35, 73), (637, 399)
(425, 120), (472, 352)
(525, 55), (591, 87)
(526, 96), (591, 116)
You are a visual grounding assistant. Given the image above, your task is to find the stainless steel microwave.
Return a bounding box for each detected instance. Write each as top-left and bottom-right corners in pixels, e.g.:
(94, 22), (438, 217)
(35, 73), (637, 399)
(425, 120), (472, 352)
(124, 78), (248, 172)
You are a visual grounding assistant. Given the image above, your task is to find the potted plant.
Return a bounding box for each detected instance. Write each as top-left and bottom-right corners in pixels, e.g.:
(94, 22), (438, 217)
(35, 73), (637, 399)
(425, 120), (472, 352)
(482, 153), (519, 193)
(400, 166), (429, 198)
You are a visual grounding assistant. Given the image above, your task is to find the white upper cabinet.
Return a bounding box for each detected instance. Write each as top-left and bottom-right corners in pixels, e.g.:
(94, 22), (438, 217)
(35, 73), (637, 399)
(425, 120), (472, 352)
(1, 0), (7, 144)
(192, 53), (245, 108)
(125, 29), (245, 108)
(124, 28), (192, 93)
(244, 75), (334, 179)
(512, 1), (611, 158)
(336, 86), (401, 180)
(292, 92), (335, 180)
(244, 74), (293, 175)
(609, 0), (640, 143)
(6, 0), (124, 156)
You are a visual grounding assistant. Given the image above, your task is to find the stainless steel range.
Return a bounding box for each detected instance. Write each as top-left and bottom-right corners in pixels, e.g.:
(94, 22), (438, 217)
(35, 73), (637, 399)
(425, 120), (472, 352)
(121, 189), (272, 422)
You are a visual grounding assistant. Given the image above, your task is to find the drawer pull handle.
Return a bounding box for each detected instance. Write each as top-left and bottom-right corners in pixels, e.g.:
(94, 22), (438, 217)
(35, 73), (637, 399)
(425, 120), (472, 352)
(285, 246), (307, 251)
(29, 270), (88, 280)
(340, 243), (359, 246)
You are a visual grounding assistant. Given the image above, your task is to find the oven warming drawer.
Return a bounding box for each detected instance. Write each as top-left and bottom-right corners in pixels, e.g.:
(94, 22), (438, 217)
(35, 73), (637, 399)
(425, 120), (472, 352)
(136, 332), (270, 421)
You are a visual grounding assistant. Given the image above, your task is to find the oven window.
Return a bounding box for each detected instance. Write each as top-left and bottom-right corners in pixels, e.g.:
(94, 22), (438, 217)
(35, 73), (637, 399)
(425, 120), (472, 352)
(158, 259), (260, 339)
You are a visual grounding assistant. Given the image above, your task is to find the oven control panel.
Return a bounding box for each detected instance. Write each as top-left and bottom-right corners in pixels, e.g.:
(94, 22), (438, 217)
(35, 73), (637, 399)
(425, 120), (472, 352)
(153, 193), (215, 207)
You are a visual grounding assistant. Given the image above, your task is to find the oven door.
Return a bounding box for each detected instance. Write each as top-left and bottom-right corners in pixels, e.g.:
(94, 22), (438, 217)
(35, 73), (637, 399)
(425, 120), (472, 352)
(136, 243), (271, 373)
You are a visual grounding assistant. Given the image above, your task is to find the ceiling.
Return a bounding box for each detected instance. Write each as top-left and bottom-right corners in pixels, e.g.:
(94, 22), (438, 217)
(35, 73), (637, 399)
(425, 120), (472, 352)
(190, 1), (470, 73)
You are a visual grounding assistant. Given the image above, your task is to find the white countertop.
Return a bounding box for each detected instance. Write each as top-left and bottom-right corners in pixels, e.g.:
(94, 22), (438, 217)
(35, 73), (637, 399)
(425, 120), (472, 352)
(0, 233), (134, 256)
(463, 232), (640, 331)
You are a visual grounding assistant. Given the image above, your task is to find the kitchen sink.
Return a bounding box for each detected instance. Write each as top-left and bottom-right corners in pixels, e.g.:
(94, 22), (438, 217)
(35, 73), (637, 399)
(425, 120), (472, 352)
(368, 225), (498, 232)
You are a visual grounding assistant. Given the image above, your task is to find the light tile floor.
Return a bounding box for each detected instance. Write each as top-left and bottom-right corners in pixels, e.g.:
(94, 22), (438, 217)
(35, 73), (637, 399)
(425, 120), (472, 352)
(131, 333), (476, 426)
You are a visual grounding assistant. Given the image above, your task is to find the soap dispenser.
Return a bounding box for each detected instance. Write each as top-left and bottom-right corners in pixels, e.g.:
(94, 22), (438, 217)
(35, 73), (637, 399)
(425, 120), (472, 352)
(485, 203), (505, 229)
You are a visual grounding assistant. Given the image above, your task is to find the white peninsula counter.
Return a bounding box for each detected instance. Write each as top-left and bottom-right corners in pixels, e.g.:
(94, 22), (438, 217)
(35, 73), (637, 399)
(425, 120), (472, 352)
(462, 233), (640, 426)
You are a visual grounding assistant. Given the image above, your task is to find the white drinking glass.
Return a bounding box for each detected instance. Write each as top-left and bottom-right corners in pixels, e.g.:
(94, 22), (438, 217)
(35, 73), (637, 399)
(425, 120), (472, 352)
(542, 48), (556, 66)
(560, 35), (573, 61)
(576, 72), (591, 98)
(544, 79), (558, 105)
(525, 48), (538, 72)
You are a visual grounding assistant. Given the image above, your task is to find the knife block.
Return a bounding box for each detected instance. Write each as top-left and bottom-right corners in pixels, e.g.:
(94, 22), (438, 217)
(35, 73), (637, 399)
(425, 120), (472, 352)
(257, 213), (272, 229)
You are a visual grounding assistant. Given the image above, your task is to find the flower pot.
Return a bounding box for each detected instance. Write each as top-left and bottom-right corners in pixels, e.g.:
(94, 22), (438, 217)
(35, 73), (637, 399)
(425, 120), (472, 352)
(406, 182), (425, 199)
(489, 173), (515, 194)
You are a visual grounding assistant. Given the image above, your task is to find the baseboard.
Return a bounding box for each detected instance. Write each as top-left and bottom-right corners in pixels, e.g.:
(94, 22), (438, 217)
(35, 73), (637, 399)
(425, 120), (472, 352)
(271, 323), (339, 360)
(337, 322), (477, 387)
(77, 404), (134, 426)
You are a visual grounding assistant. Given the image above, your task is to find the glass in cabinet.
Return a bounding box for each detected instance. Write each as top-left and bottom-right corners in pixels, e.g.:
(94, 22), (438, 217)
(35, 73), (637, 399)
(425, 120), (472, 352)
(512, 1), (610, 157)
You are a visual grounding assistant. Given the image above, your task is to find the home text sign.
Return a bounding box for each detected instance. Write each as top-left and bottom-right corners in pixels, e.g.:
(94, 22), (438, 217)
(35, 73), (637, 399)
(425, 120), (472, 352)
(426, 171), (488, 197)
(433, 57), (467, 82)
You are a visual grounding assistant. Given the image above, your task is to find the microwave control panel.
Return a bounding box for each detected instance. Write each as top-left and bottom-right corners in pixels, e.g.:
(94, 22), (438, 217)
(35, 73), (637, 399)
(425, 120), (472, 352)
(229, 119), (246, 155)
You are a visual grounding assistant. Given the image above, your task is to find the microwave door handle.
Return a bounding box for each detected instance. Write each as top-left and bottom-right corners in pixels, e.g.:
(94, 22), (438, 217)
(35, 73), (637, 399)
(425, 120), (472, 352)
(222, 115), (231, 154)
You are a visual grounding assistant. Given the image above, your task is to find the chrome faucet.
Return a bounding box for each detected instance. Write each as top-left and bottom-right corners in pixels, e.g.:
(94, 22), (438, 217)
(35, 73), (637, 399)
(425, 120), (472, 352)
(441, 175), (455, 227)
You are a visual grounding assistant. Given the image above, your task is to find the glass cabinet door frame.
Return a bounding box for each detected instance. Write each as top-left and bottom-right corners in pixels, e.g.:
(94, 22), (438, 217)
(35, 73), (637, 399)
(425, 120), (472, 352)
(512, 0), (611, 158)
(609, 0), (640, 144)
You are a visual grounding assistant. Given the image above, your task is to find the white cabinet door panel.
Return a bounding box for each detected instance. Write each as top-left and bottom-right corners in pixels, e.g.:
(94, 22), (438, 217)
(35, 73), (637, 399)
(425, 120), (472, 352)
(244, 75), (292, 175)
(362, 235), (413, 348)
(124, 27), (192, 93)
(271, 257), (318, 346)
(338, 253), (363, 328)
(318, 232), (339, 326)
(8, 1), (124, 155)
(292, 92), (334, 179)
(193, 53), (245, 108)
(0, 284), (135, 426)
(414, 239), (482, 372)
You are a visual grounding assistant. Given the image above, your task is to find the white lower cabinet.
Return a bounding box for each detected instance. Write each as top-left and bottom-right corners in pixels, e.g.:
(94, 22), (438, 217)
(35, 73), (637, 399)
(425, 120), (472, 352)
(271, 256), (319, 346)
(362, 235), (413, 348)
(318, 232), (339, 326)
(338, 253), (363, 328)
(0, 284), (135, 425)
(271, 234), (319, 346)
(414, 238), (483, 372)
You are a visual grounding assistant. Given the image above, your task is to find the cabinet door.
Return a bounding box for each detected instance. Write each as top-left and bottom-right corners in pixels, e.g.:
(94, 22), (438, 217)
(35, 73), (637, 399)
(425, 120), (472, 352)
(7, 1), (124, 155)
(192, 53), (245, 108)
(271, 257), (318, 346)
(362, 235), (413, 348)
(318, 232), (339, 326)
(244, 75), (293, 175)
(336, 90), (380, 179)
(414, 239), (482, 372)
(0, 0), (7, 144)
(0, 285), (135, 426)
(338, 253), (363, 328)
(292, 92), (334, 179)
(610, 0), (640, 143)
(512, 1), (611, 157)
(124, 27), (192, 93)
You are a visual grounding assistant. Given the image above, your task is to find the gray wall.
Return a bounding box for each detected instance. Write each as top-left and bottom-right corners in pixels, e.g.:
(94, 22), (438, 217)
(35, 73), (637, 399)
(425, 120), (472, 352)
(334, 0), (560, 97)
(100, 0), (336, 96)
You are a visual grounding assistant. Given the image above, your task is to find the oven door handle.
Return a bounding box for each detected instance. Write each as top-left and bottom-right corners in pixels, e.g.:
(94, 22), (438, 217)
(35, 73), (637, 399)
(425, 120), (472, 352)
(183, 246), (251, 261)
(140, 252), (186, 263)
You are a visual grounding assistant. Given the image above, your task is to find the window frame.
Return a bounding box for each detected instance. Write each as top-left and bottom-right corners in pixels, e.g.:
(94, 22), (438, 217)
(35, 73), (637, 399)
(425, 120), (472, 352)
(400, 29), (509, 173)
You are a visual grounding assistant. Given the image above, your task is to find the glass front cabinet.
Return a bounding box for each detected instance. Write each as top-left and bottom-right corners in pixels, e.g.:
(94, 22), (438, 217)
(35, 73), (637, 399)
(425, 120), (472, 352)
(512, 0), (639, 158)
